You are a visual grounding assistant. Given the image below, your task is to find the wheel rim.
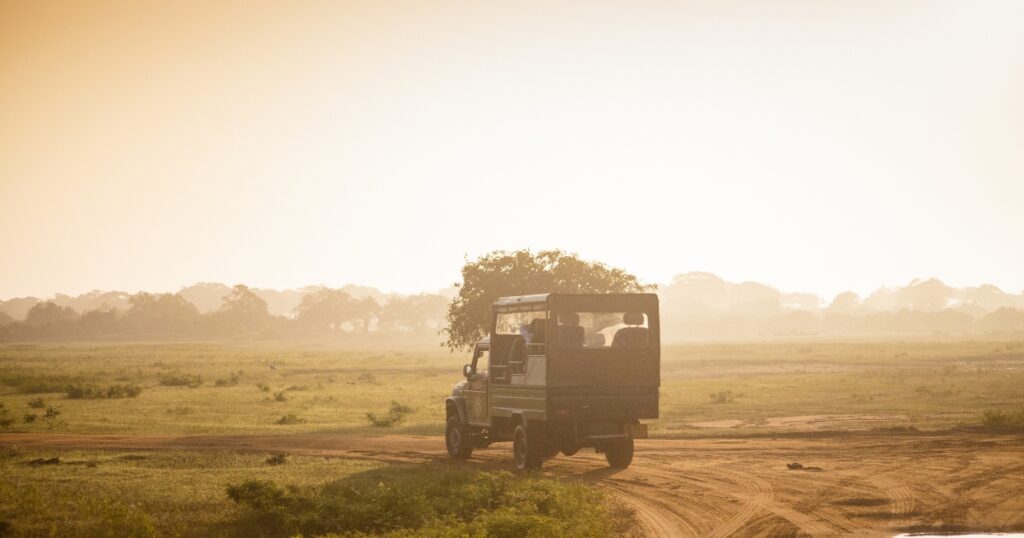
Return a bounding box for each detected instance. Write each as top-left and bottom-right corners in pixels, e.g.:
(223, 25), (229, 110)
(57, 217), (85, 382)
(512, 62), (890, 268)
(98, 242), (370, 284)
(513, 430), (527, 469)
(447, 424), (461, 453)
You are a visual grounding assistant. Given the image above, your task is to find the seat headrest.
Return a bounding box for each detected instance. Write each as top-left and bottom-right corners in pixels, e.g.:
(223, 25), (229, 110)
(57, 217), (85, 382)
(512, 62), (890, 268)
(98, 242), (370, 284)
(529, 317), (546, 337)
(558, 312), (580, 326)
(623, 312), (645, 326)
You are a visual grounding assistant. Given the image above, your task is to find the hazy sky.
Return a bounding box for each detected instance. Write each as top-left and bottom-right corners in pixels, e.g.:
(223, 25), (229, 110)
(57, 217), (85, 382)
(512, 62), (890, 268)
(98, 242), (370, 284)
(2, 1), (1022, 300)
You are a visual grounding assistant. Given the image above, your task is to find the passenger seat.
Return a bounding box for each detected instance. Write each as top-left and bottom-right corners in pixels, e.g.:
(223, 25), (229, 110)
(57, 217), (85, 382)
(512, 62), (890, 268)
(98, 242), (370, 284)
(612, 312), (649, 348)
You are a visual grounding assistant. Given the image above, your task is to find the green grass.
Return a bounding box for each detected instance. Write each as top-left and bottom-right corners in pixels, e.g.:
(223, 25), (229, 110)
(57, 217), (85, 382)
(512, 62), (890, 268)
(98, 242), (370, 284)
(0, 449), (627, 537)
(1, 341), (1023, 437)
(980, 407), (1024, 428)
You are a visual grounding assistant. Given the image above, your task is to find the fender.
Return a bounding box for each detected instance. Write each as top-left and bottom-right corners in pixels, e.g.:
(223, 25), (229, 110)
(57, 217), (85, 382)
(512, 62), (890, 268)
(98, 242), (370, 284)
(446, 397), (468, 424)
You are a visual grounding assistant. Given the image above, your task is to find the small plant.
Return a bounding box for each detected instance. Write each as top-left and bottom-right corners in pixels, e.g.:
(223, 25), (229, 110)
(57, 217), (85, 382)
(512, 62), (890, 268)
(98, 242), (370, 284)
(43, 406), (65, 430)
(265, 453), (287, 466)
(23, 413), (38, 423)
(215, 370), (244, 387)
(166, 406), (193, 416)
(0, 404), (13, 429)
(366, 400), (414, 427)
(159, 373), (203, 388)
(356, 372), (378, 384)
(273, 391), (288, 402)
(27, 397), (46, 409)
(981, 408), (1024, 428)
(256, 382), (271, 393)
(709, 390), (737, 404)
(65, 383), (142, 399)
(285, 385), (310, 391)
(276, 414), (306, 425)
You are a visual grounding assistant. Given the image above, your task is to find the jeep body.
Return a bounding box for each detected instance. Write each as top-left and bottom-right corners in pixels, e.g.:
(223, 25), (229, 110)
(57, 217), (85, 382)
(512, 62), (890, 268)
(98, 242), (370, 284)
(445, 293), (659, 470)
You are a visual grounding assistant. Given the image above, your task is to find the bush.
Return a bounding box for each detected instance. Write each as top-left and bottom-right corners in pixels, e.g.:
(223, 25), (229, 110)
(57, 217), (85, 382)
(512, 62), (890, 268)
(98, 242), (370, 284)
(23, 413), (37, 423)
(0, 371), (87, 394)
(65, 383), (142, 399)
(27, 397), (46, 409)
(255, 382), (271, 392)
(0, 404), (12, 429)
(709, 390), (737, 404)
(356, 372), (378, 384)
(265, 453), (287, 466)
(366, 400), (414, 427)
(159, 373), (203, 388)
(981, 408), (1024, 428)
(273, 391), (288, 402)
(225, 466), (616, 537)
(275, 414), (306, 425)
(43, 406), (64, 430)
(215, 370), (244, 387)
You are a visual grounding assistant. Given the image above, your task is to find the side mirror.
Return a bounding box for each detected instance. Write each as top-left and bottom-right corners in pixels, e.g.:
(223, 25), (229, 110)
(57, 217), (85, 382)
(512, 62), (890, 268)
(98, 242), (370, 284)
(463, 364), (474, 378)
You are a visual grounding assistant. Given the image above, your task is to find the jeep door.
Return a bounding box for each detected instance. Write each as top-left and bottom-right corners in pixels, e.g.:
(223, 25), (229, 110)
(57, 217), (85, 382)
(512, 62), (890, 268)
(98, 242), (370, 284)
(466, 347), (489, 424)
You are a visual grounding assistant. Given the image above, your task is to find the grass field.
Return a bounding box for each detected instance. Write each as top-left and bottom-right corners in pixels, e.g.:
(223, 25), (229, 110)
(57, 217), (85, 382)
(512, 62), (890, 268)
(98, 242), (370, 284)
(0, 447), (630, 537)
(2, 341), (1023, 437)
(2, 340), (1024, 537)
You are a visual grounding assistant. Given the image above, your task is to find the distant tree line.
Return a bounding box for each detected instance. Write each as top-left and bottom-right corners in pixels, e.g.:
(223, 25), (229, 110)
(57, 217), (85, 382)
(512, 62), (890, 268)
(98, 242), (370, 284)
(0, 285), (448, 342)
(3, 254), (1024, 343)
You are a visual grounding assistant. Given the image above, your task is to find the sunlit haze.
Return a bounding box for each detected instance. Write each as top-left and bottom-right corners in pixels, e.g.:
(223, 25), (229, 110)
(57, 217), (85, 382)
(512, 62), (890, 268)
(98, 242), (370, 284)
(2, 1), (1023, 300)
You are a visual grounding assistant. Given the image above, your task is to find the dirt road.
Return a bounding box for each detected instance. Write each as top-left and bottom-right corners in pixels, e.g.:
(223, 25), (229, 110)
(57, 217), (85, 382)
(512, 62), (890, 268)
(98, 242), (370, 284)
(2, 431), (1022, 536)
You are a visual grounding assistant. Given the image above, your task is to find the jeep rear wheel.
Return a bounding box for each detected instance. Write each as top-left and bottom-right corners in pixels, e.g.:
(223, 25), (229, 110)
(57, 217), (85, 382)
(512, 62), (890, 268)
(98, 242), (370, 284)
(512, 424), (544, 472)
(446, 416), (473, 459)
(604, 437), (634, 469)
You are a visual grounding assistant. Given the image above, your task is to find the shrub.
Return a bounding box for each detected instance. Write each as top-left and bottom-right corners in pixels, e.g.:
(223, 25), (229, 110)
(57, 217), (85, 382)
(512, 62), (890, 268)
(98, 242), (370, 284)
(366, 400), (414, 427)
(255, 382), (271, 392)
(215, 370), (244, 387)
(159, 373), (203, 388)
(265, 453), (287, 466)
(273, 391), (288, 402)
(43, 406), (64, 430)
(356, 372), (378, 384)
(27, 397), (46, 409)
(0, 404), (12, 429)
(709, 390), (737, 404)
(225, 466), (616, 537)
(0, 371), (87, 394)
(275, 414), (306, 425)
(981, 408), (1024, 428)
(23, 413), (37, 423)
(65, 383), (142, 399)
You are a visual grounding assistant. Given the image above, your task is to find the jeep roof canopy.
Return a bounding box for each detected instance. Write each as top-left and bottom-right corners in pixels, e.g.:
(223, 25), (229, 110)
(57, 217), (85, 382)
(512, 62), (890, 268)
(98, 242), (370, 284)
(490, 293), (660, 388)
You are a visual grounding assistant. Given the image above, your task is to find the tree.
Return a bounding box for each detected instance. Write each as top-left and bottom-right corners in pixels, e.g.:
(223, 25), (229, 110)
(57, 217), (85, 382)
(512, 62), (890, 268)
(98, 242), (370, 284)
(379, 293), (448, 333)
(353, 296), (381, 332)
(213, 285), (270, 333)
(124, 293), (201, 336)
(295, 288), (356, 332)
(24, 301), (79, 326)
(443, 250), (650, 350)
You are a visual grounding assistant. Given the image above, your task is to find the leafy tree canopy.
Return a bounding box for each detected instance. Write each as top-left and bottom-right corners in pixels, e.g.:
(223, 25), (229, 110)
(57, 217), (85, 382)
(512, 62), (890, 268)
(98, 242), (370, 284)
(442, 250), (650, 351)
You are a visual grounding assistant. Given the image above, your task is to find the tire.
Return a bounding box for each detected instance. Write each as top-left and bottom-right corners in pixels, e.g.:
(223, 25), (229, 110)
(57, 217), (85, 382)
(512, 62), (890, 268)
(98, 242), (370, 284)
(604, 437), (634, 469)
(513, 423), (544, 471)
(446, 416), (473, 459)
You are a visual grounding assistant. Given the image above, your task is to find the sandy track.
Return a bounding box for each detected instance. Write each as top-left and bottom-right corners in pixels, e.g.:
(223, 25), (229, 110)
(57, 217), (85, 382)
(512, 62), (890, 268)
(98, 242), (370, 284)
(2, 431), (1023, 536)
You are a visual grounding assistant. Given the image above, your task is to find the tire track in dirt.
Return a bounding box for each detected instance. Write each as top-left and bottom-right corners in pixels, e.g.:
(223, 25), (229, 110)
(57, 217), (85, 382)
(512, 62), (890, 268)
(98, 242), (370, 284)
(3, 431), (1023, 537)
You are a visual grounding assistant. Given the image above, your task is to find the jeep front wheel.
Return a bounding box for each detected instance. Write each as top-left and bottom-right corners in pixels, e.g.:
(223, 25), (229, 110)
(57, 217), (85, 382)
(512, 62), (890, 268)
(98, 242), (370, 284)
(512, 424), (544, 472)
(445, 416), (473, 459)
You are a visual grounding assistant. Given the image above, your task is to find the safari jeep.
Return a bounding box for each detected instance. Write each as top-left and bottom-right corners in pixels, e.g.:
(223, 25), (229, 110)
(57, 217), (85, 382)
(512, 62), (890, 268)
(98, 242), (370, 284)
(445, 293), (659, 471)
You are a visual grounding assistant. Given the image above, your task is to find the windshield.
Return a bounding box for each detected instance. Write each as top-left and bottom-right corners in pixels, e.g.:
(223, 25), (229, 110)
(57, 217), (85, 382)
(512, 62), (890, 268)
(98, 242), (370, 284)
(555, 311), (649, 349)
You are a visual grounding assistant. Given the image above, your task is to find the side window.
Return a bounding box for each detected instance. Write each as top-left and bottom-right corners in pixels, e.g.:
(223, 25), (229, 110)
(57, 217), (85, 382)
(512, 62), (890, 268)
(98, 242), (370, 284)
(557, 312), (649, 349)
(478, 350), (489, 374)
